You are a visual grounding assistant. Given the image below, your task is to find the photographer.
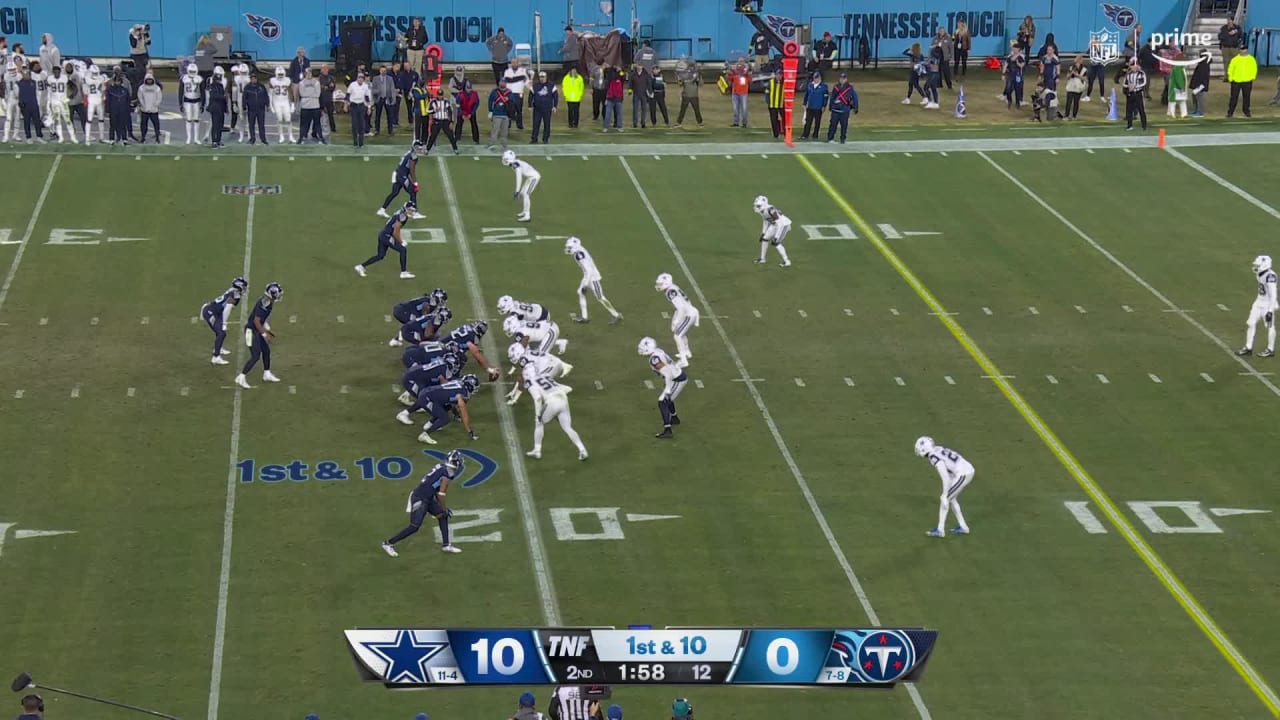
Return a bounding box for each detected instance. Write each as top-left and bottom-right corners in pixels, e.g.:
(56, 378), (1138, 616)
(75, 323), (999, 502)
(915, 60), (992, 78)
(129, 23), (151, 75)
(17, 692), (42, 719)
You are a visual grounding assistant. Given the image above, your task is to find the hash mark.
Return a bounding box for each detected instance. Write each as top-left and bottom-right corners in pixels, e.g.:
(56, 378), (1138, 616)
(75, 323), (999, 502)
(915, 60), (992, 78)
(940, 151), (949, 157)
(661, 311), (670, 319)
(1217, 304), (1230, 311)
(594, 380), (605, 390)
(1049, 149), (1059, 155)
(141, 316), (150, 325)
(90, 317), (99, 326)
(689, 155), (696, 160)
(693, 379), (704, 389)
(1096, 374), (1110, 384)
(944, 375), (956, 385)
(794, 377), (806, 387)
(1123, 148), (1133, 153)
(384, 314), (392, 323)
(904, 152), (913, 157)
(180, 386), (190, 396)
(336, 315), (345, 323)
(289, 385), (297, 394)
(753, 309), (762, 318)
(1046, 374), (1058, 384)
(1200, 372), (1214, 383)
(191, 316), (198, 324)
(982, 307), (993, 315)
(844, 377), (855, 386)
(1122, 305), (1133, 313)
(1149, 373), (1162, 383)
(894, 376), (906, 386)
(1028, 306), (1039, 315)
(70, 385), (80, 398)
(654, 155), (661, 160)
(1086, 148), (1095, 154)
(13, 389), (23, 399)
(890, 308), (900, 316)
(127, 387), (135, 397)
(644, 379), (655, 389)
(339, 385), (350, 394)
(39, 318), (47, 326)
(289, 315), (297, 323)
(725, 155), (733, 159)
(843, 308), (853, 316)
(1013, 150), (1022, 155)
(1075, 305), (1087, 314)
(798, 309), (808, 318)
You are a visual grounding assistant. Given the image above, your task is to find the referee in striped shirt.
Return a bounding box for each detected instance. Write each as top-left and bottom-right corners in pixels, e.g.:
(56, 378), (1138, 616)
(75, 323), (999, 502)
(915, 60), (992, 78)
(1123, 58), (1148, 131)
(425, 87), (459, 154)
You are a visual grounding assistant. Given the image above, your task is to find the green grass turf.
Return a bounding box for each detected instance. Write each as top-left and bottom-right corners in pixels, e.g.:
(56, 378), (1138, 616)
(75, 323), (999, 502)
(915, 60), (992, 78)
(2, 140), (1280, 719)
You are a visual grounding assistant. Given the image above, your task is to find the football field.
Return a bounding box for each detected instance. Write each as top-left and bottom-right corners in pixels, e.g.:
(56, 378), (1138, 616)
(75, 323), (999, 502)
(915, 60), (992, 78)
(3, 137), (1280, 719)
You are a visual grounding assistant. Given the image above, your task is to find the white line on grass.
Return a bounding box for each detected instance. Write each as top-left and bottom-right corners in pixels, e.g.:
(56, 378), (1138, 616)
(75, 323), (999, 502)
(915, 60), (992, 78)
(207, 156), (256, 720)
(0, 155), (61, 319)
(1149, 373), (1162, 383)
(437, 156), (561, 626)
(619, 155), (932, 719)
(979, 151), (1280, 399)
(1166, 148), (1280, 222)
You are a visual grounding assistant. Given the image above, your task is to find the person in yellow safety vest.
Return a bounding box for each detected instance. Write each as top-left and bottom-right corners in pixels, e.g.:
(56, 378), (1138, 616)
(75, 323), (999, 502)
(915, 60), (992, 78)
(767, 73), (787, 139)
(562, 66), (585, 128)
(412, 78), (432, 143)
(1226, 46), (1257, 118)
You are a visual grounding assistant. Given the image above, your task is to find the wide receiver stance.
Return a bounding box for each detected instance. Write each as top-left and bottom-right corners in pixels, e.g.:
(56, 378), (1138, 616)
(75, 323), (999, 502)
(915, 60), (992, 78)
(564, 236), (623, 324)
(915, 436), (975, 538)
(753, 195), (792, 267)
(1237, 254), (1278, 358)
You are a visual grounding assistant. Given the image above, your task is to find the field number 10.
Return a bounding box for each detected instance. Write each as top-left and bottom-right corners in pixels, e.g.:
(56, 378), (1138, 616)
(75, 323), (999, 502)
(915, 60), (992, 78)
(1063, 500), (1224, 535)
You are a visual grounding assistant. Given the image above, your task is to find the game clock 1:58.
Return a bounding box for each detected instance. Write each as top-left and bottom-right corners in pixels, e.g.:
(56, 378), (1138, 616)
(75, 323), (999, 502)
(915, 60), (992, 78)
(612, 662), (720, 683)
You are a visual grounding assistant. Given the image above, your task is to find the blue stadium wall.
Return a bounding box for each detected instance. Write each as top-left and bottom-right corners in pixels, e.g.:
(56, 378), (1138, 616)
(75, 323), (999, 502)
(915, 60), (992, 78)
(3, 0), (1252, 65)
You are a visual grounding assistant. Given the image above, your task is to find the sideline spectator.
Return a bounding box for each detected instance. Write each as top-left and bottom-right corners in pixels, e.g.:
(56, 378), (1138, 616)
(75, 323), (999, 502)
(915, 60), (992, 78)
(448, 64), (468, 97)
(1219, 18), (1242, 82)
(1064, 57), (1085, 119)
(589, 62), (607, 121)
(508, 691), (544, 720)
(629, 63), (651, 128)
(487, 76), (513, 149)
(935, 29), (954, 89)
(406, 17), (428, 73)
(487, 27), (514, 85)
(603, 65), (624, 131)
(106, 73), (131, 143)
(812, 31), (837, 74)
(560, 26), (580, 73)
(1042, 44), (1060, 93)
(827, 71), (857, 143)
(751, 30), (769, 69)
(371, 64), (397, 136)
(1190, 52), (1210, 116)
(1003, 41), (1026, 109)
(529, 70), (557, 143)
(287, 47), (310, 102)
(728, 61), (750, 126)
(766, 71), (784, 136)
(674, 58), (702, 127)
(411, 75), (430, 142)
(562, 65), (584, 128)
(18, 68), (43, 142)
(207, 70), (228, 146)
(1016, 15), (1035, 57)
(1167, 53), (1188, 117)
(318, 64), (337, 133)
(242, 72), (269, 143)
(455, 79), (480, 143)
(346, 70), (371, 146)
(1117, 23), (1142, 80)
(298, 67), (323, 143)
(1157, 42), (1175, 105)
(650, 68), (670, 126)
(397, 61), (420, 127)
(1085, 37), (1106, 101)
(503, 56), (530, 130)
(902, 42), (925, 105)
(1036, 32), (1058, 61)
(392, 29), (407, 65)
(135, 72), (162, 142)
(801, 71), (827, 139)
(924, 48), (941, 108)
(128, 23), (151, 74)
(1226, 45), (1256, 117)
(953, 20), (971, 76)
(636, 40), (658, 73)
(1137, 36), (1157, 100)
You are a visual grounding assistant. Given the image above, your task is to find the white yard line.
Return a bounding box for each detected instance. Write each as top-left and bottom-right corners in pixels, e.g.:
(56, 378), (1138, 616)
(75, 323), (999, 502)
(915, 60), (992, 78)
(0, 156), (61, 319)
(436, 156), (561, 626)
(1166, 148), (1280, 222)
(208, 156), (256, 720)
(979, 151), (1280, 399)
(619, 156), (932, 720)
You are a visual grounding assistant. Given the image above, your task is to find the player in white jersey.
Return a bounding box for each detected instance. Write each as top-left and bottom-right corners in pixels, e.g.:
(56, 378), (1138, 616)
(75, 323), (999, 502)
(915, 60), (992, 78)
(82, 64), (107, 144)
(232, 63), (251, 142)
(563, 236), (623, 324)
(639, 336), (687, 438)
(269, 66), (294, 143)
(44, 63), (74, 143)
(30, 61), (48, 126)
(654, 272), (700, 367)
(504, 341), (572, 384)
(501, 150), (540, 222)
(1237, 254), (1279, 358)
(179, 63), (205, 144)
(503, 315), (568, 355)
(496, 295), (550, 323)
(507, 344), (587, 460)
(915, 436), (975, 537)
(1, 57), (21, 142)
(752, 194), (793, 267)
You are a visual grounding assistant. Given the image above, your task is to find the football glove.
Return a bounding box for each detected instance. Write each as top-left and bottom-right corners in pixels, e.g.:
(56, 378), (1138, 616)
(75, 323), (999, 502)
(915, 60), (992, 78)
(468, 430), (479, 440)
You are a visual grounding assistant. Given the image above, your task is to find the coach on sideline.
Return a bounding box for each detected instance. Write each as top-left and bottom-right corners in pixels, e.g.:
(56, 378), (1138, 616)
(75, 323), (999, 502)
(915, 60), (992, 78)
(298, 68), (323, 143)
(347, 71), (372, 147)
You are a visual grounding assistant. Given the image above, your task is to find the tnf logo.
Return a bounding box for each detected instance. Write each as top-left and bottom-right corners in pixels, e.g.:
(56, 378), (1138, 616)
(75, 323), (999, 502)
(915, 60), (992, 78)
(0, 6), (30, 35)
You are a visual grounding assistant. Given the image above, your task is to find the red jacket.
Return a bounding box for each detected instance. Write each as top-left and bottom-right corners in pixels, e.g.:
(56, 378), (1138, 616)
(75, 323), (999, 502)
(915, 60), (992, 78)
(606, 76), (624, 100)
(458, 89), (479, 117)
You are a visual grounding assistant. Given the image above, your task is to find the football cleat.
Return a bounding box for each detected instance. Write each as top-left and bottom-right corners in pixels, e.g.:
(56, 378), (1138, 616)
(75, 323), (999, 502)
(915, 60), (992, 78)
(441, 544), (462, 553)
(608, 314), (623, 325)
(570, 313), (588, 323)
(235, 374), (251, 389)
(754, 258), (766, 264)
(389, 336), (403, 347)
(1262, 349), (1276, 358)
(526, 449), (541, 459)
(395, 410), (413, 425)
(926, 528), (946, 538)
(220, 348), (232, 356)
(780, 260), (792, 268)
(398, 391), (414, 406)
(400, 271), (416, 279)
(655, 427), (674, 439)
(516, 213), (530, 222)
(262, 371), (281, 382)
(578, 450), (588, 461)
(211, 356), (229, 365)
(418, 431), (438, 445)
(381, 542), (399, 557)
(950, 527), (970, 535)
(559, 362), (573, 377)
(670, 414), (681, 426)
(376, 208), (389, 218)
(354, 264), (367, 277)
(1237, 348), (1253, 356)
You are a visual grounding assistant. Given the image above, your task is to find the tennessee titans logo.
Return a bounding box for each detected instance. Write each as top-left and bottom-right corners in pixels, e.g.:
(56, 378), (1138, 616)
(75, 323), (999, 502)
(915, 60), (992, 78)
(1101, 3), (1137, 29)
(764, 14), (797, 40)
(854, 630), (916, 683)
(244, 12), (282, 41)
(422, 448), (498, 488)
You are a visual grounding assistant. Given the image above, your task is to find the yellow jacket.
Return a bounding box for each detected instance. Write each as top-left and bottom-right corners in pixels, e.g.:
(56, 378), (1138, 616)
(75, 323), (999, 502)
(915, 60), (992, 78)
(562, 72), (585, 102)
(1228, 53), (1258, 83)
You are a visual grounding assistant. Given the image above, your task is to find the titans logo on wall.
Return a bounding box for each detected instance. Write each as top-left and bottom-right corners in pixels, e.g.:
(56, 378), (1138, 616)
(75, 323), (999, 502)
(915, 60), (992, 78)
(763, 14), (797, 40)
(244, 12), (282, 41)
(1101, 3), (1138, 29)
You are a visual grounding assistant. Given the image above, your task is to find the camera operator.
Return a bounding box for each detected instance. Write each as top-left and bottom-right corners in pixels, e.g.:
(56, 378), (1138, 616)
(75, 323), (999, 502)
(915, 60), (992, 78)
(129, 23), (152, 77)
(16, 692), (43, 719)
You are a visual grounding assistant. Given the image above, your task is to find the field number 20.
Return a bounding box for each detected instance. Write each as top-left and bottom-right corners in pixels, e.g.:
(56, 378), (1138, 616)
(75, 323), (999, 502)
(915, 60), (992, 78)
(1063, 500), (1224, 534)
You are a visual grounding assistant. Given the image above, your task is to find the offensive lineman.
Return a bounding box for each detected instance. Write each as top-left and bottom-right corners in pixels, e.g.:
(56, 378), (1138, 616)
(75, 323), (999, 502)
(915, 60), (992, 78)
(179, 63), (204, 145)
(414, 375), (481, 445)
(915, 436), (975, 537)
(655, 273), (700, 367)
(201, 276), (248, 364)
(507, 344), (587, 460)
(564, 236), (623, 324)
(381, 449), (465, 556)
(378, 142), (426, 218)
(1237, 254), (1278, 358)
(269, 66), (294, 143)
(752, 195), (793, 267)
(234, 282), (284, 389)
(355, 202), (416, 279)
(639, 336), (687, 439)
(501, 150), (540, 222)
(44, 62), (74, 143)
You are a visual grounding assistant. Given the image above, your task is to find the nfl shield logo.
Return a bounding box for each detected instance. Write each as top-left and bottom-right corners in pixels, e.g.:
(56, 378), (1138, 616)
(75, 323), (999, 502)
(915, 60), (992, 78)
(1089, 29), (1120, 65)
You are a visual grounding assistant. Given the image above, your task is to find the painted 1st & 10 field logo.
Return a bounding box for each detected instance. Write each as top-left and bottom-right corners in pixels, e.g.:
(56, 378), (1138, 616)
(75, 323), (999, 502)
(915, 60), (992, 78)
(236, 449), (498, 487)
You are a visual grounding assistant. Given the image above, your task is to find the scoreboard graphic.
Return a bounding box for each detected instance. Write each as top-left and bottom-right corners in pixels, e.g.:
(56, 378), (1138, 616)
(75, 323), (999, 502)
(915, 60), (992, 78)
(346, 627), (938, 687)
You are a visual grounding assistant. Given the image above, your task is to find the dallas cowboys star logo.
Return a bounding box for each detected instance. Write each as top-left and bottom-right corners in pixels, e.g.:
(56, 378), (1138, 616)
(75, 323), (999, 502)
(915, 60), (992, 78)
(360, 630), (450, 683)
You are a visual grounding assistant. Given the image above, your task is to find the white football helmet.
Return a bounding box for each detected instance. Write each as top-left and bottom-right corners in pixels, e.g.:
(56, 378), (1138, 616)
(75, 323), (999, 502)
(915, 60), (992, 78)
(655, 273), (674, 291)
(564, 236), (582, 254)
(507, 342), (527, 365)
(1253, 255), (1272, 273)
(914, 436), (935, 458)
(235, 63), (249, 75)
(637, 337), (658, 355)
(501, 150), (517, 166)
(186, 63), (199, 76)
(274, 65), (286, 77)
(214, 65), (225, 76)
(496, 295), (515, 314)
(502, 315), (521, 338)
(753, 195), (769, 212)
(88, 64), (101, 78)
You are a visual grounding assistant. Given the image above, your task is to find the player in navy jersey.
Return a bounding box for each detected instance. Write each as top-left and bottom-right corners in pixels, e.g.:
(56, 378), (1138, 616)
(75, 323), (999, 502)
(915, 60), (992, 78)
(235, 282), (284, 389)
(381, 449), (465, 555)
(392, 287), (447, 324)
(411, 374), (481, 444)
(355, 202), (416, 279)
(401, 339), (460, 368)
(396, 355), (461, 417)
(391, 306), (452, 347)
(377, 143), (427, 218)
(201, 276), (248, 365)
(447, 321), (502, 381)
